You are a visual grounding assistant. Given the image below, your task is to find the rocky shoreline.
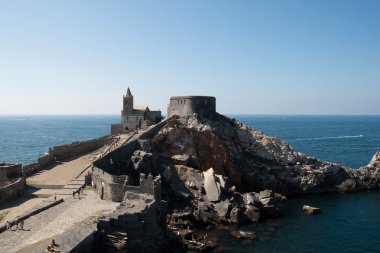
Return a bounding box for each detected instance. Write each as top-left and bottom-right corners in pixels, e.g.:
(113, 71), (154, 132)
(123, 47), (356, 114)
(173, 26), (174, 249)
(88, 113), (380, 252)
(105, 113), (379, 251)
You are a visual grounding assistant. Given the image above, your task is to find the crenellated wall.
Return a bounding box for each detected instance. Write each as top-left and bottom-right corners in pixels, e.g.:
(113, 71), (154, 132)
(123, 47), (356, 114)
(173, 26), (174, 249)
(23, 135), (113, 177)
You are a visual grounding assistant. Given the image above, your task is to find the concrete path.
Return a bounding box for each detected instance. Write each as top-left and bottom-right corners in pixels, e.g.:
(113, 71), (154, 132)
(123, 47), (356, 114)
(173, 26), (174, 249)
(0, 190), (119, 253)
(0, 133), (132, 226)
(0, 133), (136, 252)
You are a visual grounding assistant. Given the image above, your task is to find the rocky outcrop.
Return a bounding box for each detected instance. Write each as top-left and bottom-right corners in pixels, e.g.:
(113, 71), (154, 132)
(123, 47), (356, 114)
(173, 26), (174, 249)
(152, 114), (380, 196)
(97, 113), (380, 251)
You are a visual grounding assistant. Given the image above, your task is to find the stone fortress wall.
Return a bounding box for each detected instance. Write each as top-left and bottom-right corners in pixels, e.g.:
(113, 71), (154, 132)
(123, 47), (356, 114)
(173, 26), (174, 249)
(0, 163), (25, 205)
(92, 120), (166, 202)
(167, 96), (216, 118)
(92, 120), (167, 202)
(23, 135), (113, 177)
(91, 165), (162, 202)
(0, 163), (23, 183)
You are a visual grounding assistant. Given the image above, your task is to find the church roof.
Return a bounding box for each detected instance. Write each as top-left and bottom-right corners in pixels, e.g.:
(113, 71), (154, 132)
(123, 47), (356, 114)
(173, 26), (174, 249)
(133, 106), (149, 111)
(130, 110), (145, 116)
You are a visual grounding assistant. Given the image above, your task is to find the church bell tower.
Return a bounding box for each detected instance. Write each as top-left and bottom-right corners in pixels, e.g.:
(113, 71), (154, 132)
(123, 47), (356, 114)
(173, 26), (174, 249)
(123, 87), (134, 114)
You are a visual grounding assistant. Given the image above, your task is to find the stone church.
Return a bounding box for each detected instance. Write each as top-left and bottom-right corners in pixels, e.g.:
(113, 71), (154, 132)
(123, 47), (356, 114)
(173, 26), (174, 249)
(111, 88), (162, 134)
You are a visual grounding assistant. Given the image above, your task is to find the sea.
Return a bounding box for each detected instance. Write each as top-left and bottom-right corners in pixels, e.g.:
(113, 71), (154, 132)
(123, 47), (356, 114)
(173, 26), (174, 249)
(1, 114), (380, 253)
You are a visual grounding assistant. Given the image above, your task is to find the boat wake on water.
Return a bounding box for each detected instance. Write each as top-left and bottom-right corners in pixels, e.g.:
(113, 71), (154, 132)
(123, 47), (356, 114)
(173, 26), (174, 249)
(292, 135), (364, 141)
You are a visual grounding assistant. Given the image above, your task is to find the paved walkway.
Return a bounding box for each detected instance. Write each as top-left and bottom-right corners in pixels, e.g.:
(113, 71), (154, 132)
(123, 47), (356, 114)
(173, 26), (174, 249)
(0, 133), (132, 227)
(0, 190), (118, 253)
(0, 133), (136, 252)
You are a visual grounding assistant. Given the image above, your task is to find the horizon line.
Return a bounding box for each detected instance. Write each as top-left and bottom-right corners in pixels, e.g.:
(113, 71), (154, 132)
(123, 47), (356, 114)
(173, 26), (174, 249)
(0, 113), (380, 117)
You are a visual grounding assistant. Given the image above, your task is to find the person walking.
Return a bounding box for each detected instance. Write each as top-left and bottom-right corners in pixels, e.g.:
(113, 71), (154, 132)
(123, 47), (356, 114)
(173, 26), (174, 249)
(6, 221), (10, 230)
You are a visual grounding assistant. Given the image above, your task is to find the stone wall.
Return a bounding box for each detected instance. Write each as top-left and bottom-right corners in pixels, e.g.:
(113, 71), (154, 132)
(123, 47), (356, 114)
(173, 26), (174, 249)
(167, 96), (216, 118)
(111, 124), (122, 135)
(94, 139), (140, 172)
(139, 173), (162, 201)
(139, 120), (167, 140)
(23, 135), (113, 177)
(93, 197), (168, 253)
(91, 164), (162, 202)
(91, 166), (128, 202)
(0, 163), (23, 183)
(91, 120), (167, 202)
(51, 136), (112, 161)
(0, 177), (25, 205)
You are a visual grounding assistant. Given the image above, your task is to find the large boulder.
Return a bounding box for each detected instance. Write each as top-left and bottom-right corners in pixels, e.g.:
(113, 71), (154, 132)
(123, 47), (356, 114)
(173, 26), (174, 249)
(203, 168), (221, 202)
(242, 192), (262, 209)
(257, 190), (286, 218)
(214, 200), (231, 218)
(175, 165), (204, 191)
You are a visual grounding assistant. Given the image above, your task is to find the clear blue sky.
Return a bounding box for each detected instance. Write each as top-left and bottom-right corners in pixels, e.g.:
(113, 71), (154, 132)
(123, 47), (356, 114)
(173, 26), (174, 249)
(0, 0), (379, 115)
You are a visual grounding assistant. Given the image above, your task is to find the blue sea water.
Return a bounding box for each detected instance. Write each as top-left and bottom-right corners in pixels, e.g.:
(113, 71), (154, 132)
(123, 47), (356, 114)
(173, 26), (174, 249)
(0, 115), (119, 164)
(234, 115), (380, 169)
(1, 114), (380, 252)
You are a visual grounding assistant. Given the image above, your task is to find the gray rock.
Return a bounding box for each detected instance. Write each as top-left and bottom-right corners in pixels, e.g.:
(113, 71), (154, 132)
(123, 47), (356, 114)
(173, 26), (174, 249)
(242, 192), (262, 208)
(303, 205), (321, 215)
(175, 165), (204, 191)
(203, 168), (221, 202)
(214, 200), (231, 218)
(229, 206), (248, 224)
(258, 190), (274, 205)
(195, 202), (218, 224)
(244, 205), (260, 222)
(231, 230), (256, 239)
(258, 189), (273, 201)
(215, 174), (227, 191)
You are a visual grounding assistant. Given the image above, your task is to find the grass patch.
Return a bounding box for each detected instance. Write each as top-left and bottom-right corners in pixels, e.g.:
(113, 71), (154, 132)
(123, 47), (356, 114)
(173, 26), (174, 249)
(0, 211), (8, 223)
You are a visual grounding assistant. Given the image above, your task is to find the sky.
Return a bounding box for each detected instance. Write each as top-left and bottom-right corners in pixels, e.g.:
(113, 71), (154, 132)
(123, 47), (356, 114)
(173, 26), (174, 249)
(0, 0), (379, 115)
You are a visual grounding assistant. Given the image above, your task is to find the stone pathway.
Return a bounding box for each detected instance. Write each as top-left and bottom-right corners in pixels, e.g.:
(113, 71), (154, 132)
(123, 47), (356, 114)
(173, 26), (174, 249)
(0, 190), (118, 253)
(0, 133), (136, 252)
(0, 133), (132, 227)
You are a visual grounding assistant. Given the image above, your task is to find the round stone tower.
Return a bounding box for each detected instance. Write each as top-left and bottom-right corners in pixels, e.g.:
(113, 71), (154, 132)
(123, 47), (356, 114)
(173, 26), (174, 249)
(167, 96), (216, 118)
